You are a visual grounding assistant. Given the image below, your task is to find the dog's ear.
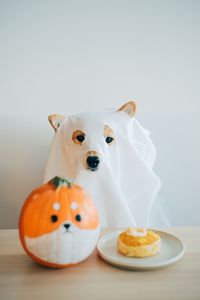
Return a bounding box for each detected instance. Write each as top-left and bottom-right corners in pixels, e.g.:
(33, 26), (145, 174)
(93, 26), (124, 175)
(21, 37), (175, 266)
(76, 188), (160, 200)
(48, 114), (65, 131)
(117, 101), (136, 117)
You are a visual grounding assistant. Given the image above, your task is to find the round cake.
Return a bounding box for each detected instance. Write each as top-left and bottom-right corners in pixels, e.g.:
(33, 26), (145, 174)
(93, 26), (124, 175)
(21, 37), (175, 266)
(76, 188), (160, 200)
(118, 228), (161, 258)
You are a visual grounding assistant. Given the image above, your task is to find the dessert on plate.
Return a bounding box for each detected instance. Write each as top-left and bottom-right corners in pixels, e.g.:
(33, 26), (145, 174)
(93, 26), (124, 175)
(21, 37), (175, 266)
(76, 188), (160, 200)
(118, 228), (161, 258)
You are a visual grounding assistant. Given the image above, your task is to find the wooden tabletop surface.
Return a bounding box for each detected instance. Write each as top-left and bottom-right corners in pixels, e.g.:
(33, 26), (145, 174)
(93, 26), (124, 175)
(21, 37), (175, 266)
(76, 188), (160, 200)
(0, 227), (200, 300)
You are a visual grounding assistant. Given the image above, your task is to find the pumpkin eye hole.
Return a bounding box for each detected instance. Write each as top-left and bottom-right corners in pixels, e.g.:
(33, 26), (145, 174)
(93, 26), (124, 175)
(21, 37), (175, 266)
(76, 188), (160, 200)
(105, 136), (114, 144)
(51, 215), (58, 222)
(75, 214), (81, 222)
(77, 135), (85, 143)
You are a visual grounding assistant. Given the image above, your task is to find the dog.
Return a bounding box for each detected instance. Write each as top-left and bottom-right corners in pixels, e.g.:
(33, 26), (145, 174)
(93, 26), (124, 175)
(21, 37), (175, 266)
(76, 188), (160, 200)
(44, 101), (161, 228)
(48, 101), (135, 173)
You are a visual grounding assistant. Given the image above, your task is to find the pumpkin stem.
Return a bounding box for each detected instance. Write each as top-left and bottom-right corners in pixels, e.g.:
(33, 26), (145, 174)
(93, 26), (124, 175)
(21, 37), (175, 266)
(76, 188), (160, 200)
(49, 177), (73, 188)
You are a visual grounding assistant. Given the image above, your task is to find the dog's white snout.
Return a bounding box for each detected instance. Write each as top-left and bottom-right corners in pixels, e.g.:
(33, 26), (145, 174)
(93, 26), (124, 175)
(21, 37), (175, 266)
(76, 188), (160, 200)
(85, 151), (101, 171)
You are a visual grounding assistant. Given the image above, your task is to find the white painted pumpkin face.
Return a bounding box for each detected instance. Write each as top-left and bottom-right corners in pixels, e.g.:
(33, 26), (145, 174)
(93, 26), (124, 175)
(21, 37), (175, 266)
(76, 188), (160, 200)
(25, 222), (100, 265)
(19, 177), (100, 268)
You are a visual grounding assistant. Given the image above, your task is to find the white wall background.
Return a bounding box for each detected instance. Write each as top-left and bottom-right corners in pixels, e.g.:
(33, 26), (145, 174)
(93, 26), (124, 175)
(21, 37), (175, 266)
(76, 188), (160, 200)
(0, 0), (200, 229)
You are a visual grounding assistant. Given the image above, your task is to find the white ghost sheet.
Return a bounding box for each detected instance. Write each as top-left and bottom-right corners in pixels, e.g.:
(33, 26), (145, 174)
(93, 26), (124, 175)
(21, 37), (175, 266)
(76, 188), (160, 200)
(44, 103), (162, 228)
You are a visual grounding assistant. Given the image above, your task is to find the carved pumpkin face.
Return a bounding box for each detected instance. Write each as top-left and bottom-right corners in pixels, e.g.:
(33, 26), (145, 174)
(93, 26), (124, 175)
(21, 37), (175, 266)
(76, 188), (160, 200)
(19, 177), (100, 268)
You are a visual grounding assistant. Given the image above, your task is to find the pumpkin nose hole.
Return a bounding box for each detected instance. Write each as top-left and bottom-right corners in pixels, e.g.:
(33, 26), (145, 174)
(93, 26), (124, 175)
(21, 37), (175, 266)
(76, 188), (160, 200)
(64, 223), (70, 230)
(87, 156), (100, 169)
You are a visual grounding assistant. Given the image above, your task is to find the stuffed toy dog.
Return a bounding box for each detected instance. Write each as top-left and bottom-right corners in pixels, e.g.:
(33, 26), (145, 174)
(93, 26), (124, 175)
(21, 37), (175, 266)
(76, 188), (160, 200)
(44, 101), (162, 227)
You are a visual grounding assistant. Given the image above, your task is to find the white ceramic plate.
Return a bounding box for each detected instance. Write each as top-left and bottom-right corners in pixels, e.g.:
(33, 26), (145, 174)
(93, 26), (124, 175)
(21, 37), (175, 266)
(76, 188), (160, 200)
(97, 230), (185, 270)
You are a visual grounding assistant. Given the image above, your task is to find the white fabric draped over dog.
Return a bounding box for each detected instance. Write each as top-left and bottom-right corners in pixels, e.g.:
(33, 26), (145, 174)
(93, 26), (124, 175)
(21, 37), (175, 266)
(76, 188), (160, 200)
(44, 103), (165, 228)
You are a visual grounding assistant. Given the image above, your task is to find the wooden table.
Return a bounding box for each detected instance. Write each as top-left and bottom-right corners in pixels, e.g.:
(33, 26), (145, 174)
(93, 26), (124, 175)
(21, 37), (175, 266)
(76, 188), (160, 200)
(0, 227), (200, 300)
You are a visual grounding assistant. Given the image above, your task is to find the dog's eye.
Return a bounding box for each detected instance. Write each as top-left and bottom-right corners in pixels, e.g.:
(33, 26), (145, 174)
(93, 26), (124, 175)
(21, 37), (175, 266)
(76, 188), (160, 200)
(51, 215), (58, 222)
(72, 130), (86, 145)
(75, 214), (81, 222)
(105, 136), (114, 144)
(77, 135), (85, 143)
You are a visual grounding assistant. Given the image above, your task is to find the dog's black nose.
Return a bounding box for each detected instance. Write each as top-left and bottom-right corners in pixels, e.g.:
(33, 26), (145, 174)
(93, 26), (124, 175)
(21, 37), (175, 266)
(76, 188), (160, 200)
(87, 156), (100, 170)
(64, 223), (70, 230)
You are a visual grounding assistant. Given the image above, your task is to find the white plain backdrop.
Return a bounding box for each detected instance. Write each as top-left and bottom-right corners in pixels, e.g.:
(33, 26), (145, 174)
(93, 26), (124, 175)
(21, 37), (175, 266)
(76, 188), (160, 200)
(0, 0), (200, 229)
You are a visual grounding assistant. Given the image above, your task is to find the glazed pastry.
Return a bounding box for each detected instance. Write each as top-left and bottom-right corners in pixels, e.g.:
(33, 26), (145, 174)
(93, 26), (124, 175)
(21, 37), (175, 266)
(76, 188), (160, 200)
(118, 228), (161, 258)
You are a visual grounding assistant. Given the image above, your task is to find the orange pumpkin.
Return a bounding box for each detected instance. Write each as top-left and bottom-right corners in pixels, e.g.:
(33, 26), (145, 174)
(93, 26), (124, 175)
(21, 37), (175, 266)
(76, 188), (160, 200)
(19, 177), (100, 268)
